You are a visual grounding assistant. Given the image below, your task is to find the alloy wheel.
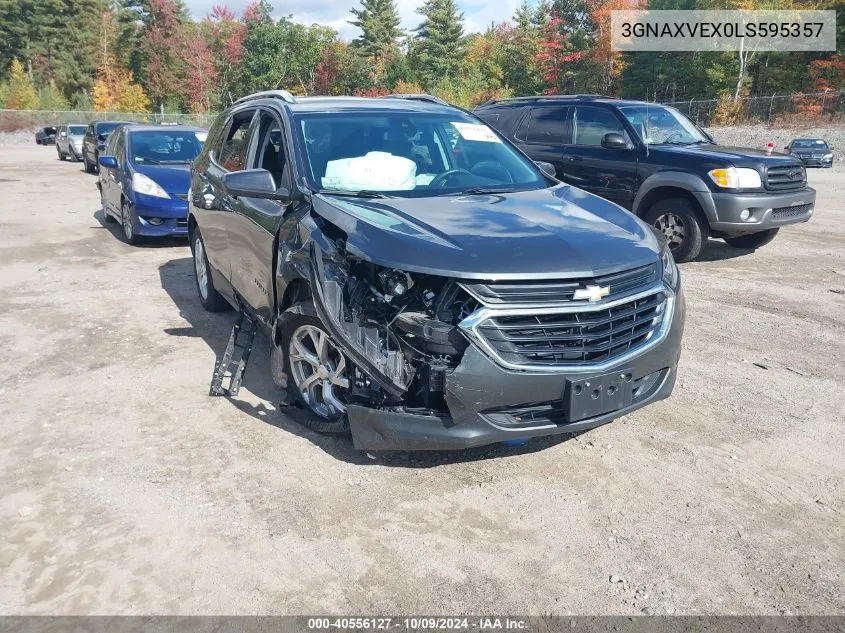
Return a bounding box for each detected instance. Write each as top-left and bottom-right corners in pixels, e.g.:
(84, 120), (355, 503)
(122, 206), (134, 242)
(654, 212), (686, 250)
(193, 236), (209, 300)
(288, 324), (349, 419)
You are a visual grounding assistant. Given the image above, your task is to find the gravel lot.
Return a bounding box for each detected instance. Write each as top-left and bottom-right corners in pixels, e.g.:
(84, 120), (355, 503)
(1, 143), (843, 616)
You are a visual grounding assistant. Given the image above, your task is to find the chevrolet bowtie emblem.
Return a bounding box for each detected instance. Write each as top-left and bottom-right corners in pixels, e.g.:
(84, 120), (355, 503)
(573, 285), (610, 302)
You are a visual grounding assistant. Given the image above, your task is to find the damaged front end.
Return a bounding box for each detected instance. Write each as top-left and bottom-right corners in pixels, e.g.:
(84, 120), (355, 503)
(281, 214), (684, 452)
(306, 240), (477, 416)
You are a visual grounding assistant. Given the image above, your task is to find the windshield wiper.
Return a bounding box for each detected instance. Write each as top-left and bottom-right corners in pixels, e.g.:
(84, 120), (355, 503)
(457, 186), (521, 195)
(314, 189), (394, 199)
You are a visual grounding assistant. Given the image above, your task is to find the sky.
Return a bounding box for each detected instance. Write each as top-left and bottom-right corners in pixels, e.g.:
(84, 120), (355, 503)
(183, 0), (524, 40)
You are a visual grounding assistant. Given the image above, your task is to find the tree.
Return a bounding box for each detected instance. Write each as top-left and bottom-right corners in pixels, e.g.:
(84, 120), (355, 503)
(203, 5), (246, 107)
(535, 15), (582, 93)
(349, 0), (402, 84)
(183, 27), (218, 112)
(139, 0), (188, 110)
(4, 58), (38, 109)
(412, 0), (465, 87)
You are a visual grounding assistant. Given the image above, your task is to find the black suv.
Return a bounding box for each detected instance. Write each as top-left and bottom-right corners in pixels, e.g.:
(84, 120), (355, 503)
(188, 91), (685, 451)
(82, 120), (132, 173)
(475, 96), (816, 262)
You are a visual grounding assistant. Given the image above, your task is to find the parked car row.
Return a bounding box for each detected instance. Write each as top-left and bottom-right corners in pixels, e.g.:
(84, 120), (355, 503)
(37, 92), (818, 452)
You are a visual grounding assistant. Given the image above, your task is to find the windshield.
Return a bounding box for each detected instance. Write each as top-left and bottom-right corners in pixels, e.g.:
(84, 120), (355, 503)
(619, 105), (709, 146)
(792, 139), (828, 150)
(294, 112), (546, 196)
(68, 125), (86, 136)
(129, 130), (204, 164)
(96, 122), (126, 135)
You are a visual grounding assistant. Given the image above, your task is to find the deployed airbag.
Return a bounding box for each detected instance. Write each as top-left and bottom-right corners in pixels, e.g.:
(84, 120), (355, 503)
(323, 151), (416, 191)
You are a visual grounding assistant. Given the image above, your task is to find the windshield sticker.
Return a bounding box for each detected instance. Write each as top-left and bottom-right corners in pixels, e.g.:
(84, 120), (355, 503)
(451, 122), (502, 143)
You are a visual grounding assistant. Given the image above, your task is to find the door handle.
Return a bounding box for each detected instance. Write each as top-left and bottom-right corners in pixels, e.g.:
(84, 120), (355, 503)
(566, 156), (583, 162)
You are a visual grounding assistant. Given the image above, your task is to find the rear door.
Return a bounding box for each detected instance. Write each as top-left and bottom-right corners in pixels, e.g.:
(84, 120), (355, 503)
(198, 108), (258, 285)
(99, 129), (123, 214)
(562, 106), (638, 209)
(228, 108), (292, 322)
(510, 105), (571, 178)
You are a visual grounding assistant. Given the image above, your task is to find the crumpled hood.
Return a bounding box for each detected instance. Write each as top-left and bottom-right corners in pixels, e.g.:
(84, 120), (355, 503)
(133, 163), (191, 194)
(311, 185), (660, 280)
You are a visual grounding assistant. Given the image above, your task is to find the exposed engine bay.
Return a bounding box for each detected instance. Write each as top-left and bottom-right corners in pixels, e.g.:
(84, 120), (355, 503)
(311, 251), (478, 414)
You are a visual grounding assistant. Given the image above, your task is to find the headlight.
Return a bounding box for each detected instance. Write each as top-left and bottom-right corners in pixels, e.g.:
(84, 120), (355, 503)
(824, 153), (833, 159)
(707, 167), (761, 189)
(661, 243), (679, 289)
(132, 173), (170, 198)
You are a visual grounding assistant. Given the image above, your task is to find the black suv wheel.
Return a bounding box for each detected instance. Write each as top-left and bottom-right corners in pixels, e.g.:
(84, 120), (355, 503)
(643, 197), (709, 263)
(191, 228), (229, 312)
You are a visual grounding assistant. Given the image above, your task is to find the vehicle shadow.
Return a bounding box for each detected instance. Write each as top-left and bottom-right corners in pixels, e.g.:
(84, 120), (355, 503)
(158, 255), (576, 467)
(695, 239), (754, 262)
(92, 209), (188, 248)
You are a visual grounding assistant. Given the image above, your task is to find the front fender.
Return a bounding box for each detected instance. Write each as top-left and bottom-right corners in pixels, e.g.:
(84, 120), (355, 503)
(632, 171), (717, 224)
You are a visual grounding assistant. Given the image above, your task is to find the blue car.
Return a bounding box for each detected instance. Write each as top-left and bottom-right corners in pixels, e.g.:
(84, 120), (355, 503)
(97, 125), (207, 244)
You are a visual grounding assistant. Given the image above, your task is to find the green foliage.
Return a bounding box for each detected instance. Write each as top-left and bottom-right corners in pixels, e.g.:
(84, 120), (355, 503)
(0, 0), (842, 113)
(350, 0), (402, 69)
(411, 0), (465, 88)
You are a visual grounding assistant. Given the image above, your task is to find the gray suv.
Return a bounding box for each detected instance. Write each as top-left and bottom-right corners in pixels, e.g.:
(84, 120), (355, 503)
(55, 124), (87, 162)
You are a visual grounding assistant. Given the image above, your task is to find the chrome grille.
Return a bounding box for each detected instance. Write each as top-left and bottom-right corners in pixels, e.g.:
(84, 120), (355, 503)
(462, 263), (659, 306)
(474, 291), (667, 366)
(765, 164), (805, 191)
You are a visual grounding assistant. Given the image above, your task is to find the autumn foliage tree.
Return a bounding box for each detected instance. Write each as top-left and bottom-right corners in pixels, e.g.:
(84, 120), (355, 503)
(4, 58), (38, 109)
(140, 0), (188, 110)
(535, 15), (582, 94)
(183, 28), (219, 113)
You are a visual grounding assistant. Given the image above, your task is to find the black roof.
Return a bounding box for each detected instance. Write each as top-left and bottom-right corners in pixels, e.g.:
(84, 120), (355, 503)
(476, 95), (653, 108)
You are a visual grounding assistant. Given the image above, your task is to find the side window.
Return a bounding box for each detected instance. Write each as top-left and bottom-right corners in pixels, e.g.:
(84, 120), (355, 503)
(114, 131), (126, 163)
(216, 110), (255, 172)
(523, 106), (571, 145)
(251, 111), (290, 189)
(573, 107), (628, 146)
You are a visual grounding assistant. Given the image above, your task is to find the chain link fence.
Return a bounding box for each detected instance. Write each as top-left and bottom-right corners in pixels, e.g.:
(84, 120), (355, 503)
(664, 90), (845, 127)
(0, 109), (216, 132)
(3, 91), (845, 132)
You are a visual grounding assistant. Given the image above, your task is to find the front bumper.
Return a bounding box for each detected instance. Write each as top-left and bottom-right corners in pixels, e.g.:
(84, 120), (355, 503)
(131, 195), (189, 237)
(348, 284), (686, 451)
(795, 156), (833, 167)
(703, 186), (815, 234)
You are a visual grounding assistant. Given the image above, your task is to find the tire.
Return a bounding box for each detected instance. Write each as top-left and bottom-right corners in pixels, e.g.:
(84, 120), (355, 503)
(57, 146), (65, 161)
(281, 300), (351, 435)
(120, 200), (142, 245)
(83, 151), (95, 174)
(724, 228), (780, 250)
(643, 197), (709, 263)
(191, 228), (229, 312)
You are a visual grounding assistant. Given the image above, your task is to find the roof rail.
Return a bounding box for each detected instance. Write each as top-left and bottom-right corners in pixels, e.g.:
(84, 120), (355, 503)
(377, 93), (448, 106)
(481, 94), (615, 106)
(234, 90), (297, 105)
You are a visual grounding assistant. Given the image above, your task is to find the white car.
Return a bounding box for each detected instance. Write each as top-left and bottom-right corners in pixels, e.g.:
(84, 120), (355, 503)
(55, 124), (87, 162)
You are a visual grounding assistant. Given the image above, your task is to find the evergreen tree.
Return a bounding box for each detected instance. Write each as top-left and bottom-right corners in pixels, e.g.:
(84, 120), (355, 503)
(349, 0), (402, 77)
(412, 0), (465, 87)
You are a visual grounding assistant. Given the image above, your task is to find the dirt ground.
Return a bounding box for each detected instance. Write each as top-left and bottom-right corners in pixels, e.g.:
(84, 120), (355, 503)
(0, 143), (843, 616)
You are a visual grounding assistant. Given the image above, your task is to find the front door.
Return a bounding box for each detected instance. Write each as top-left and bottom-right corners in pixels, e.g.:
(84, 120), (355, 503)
(228, 109), (291, 323)
(561, 106), (638, 209)
(199, 108), (258, 285)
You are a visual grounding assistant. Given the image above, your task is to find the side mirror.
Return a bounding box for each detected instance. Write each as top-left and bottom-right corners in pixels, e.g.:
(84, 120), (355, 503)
(784, 146), (791, 152)
(98, 155), (118, 169)
(602, 132), (630, 150)
(534, 161), (556, 178)
(222, 169), (289, 200)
